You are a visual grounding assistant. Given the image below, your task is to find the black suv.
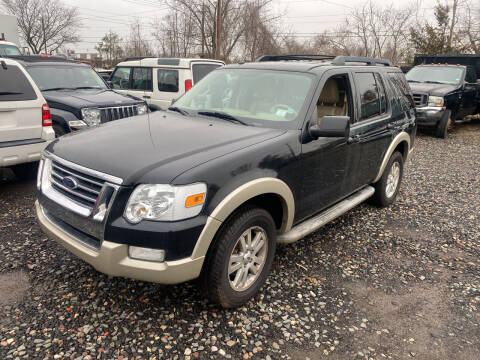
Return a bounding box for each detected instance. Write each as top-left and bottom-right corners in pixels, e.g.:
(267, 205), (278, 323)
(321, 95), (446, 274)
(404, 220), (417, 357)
(8, 56), (147, 137)
(36, 55), (416, 307)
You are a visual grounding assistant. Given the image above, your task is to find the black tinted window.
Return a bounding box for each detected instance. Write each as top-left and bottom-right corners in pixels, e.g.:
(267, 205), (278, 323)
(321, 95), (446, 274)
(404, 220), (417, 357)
(375, 73), (387, 114)
(158, 69), (179, 92)
(355, 72), (380, 120)
(0, 64), (37, 101)
(192, 64), (221, 84)
(132, 67), (153, 91)
(388, 72), (414, 110)
(465, 67), (476, 83)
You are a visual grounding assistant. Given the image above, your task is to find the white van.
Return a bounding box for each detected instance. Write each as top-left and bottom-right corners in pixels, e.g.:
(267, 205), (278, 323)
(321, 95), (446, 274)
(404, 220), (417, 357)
(0, 58), (55, 177)
(110, 57), (225, 110)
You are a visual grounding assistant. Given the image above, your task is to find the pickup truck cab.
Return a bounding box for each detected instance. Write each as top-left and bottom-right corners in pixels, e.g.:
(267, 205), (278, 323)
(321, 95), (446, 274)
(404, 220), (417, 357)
(110, 57), (224, 110)
(407, 55), (480, 138)
(0, 40), (22, 56)
(36, 55), (416, 307)
(0, 57), (55, 177)
(7, 55), (148, 137)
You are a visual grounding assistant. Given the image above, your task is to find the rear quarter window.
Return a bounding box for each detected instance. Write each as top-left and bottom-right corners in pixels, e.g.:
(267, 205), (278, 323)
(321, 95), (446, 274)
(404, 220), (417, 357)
(192, 64), (221, 84)
(158, 69), (179, 92)
(387, 72), (414, 111)
(0, 64), (37, 101)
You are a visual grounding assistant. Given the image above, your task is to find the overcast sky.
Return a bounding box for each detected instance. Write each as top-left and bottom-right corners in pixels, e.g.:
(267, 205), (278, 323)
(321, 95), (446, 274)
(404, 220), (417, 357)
(3, 0), (442, 53)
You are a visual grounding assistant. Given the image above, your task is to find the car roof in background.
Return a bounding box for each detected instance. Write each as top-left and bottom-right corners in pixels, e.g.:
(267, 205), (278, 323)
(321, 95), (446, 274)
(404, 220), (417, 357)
(116, 57), (225, 68)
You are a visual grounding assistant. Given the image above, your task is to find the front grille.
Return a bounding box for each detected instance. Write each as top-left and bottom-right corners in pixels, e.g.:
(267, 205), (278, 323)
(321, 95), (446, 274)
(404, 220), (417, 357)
(49, 160), (105, 210)
(412, 93), (428, 107)
(100, 105), (138, 122)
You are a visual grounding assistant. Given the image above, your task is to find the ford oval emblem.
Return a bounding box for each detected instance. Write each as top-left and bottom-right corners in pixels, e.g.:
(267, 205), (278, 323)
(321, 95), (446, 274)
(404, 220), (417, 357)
(62, 176), (78, 189)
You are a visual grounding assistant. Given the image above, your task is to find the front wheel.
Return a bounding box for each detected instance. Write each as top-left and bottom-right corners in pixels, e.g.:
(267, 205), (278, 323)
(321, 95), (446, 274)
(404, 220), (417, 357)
(435, 110), (453, 139)
(370, 151), (404, 207)
(199, 206), (276, 308)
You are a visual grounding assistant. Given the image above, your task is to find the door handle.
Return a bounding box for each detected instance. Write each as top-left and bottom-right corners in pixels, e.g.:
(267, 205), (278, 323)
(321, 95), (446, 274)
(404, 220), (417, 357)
(348, 134), (361, 144)
(143, 95), (151, 99)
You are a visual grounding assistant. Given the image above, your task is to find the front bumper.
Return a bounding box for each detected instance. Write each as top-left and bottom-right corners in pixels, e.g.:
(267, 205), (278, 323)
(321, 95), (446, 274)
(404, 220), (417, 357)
(415, 106), (447, 127)
(36, 200), (205, 284)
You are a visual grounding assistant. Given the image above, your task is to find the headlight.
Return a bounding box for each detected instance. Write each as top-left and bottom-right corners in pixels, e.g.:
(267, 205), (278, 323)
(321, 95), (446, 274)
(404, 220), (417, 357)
(124, 183), (207, 223)
(428, 96), (444, 107)
(81, 108), (101, 126)
(137, 103), (148, 115)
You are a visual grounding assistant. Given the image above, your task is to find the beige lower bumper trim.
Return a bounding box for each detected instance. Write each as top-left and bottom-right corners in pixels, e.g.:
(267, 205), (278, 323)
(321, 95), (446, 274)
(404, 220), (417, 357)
(36, 201), (204, 284)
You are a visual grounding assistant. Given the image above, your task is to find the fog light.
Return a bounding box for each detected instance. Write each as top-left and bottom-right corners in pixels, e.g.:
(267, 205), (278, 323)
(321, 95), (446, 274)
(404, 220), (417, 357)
(128, 246), (165, 262)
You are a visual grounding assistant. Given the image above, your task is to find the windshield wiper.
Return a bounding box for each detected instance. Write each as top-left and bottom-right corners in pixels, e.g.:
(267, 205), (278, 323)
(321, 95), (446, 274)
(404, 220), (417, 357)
(0, 91), (22, 95)
(74, 86), (104, 90)
(42, 87), (74, 91)
(407, 80), (420, 83)
(424, 81), (444, 84)
(168, 106), (190, 116)
(197, 110), (249, 126)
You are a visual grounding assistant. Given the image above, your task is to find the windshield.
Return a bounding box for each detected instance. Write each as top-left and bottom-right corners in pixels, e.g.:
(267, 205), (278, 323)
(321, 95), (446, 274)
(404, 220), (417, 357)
(173, 68), (314, 129)
(406, 66), (464, 85)
(27, 65), (107, 91)
(0, 44), (22, 56)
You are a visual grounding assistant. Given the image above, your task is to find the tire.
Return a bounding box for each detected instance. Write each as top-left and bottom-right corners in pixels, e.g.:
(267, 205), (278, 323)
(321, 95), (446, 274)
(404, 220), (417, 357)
(435, 110), (453, 139)
(53, 124), (67, 138)
(370, 151), (404, 207)
(11, 162), (38, 180)
(199, 206), (277, 308)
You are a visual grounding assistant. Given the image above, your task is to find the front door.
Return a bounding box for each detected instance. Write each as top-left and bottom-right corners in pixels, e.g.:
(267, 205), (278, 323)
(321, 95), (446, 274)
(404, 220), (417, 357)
(297, 70), (357, 222)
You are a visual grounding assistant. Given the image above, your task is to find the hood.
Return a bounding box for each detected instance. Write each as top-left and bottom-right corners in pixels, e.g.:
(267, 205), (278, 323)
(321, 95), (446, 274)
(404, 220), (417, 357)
(47, 112), (285, 185)
(408, 82), (459, 96)
(43, 89), (142, 112)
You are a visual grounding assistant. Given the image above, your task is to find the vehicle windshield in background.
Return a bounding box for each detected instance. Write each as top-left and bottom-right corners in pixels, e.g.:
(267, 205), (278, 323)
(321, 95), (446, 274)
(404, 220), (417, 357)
(27, 65), (108, 91)
(173, 69), (313, 129)
(0, 44), (22, 56)
(406, 66), (464, 85)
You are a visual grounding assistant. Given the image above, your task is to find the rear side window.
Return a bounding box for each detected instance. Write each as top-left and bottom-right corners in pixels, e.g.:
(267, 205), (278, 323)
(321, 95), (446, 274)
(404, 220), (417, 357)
(132, 67), (153, 91)
(0, 64), (37, 101)
(374, 73), (387, 114)
(192, 64), (221, 84)
(158, 69), (179, 92)
(354, 72), (382, 120)
(111, 67), (131, 89)
(388, 72), (414, 110)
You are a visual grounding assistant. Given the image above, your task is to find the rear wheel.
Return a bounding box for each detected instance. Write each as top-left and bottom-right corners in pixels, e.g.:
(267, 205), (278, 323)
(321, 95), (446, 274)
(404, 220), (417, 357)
(370, 151), (404, 207)
(435, 110), (453, 139)
(199, 206), (276, 308)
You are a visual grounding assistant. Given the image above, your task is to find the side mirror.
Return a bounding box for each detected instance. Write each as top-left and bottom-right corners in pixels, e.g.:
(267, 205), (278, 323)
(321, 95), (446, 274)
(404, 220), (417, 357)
(309, 116), (350, 139)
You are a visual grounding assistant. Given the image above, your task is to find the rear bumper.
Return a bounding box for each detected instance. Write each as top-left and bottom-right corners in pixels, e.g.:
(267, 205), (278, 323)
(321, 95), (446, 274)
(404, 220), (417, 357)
(36, 200), (205, 284)
(0, 129), (54, 167)
(415, 107), (446, 127)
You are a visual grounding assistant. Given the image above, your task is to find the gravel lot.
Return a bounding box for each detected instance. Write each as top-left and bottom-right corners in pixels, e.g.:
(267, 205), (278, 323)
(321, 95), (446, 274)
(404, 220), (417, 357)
(0, 123), (479, 360)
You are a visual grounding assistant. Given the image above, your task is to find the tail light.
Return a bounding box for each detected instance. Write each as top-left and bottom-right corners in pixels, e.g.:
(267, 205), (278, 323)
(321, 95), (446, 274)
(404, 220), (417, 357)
(185, 79), (192, 92)
(42, 104), (52, 126)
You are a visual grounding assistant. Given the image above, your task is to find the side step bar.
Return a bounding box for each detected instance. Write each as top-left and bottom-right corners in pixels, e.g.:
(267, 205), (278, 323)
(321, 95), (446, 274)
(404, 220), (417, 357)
(277, 186), (375, 244)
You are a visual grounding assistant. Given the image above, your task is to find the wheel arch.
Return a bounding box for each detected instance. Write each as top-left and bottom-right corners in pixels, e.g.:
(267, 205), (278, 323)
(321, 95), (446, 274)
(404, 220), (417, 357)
(191, 178), (295, 259)
(373, 132), (410, 183)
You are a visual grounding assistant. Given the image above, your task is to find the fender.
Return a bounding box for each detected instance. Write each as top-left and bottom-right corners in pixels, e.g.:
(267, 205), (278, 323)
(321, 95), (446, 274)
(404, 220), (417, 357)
(373, 131), (411, 183)
(50, 107), (80, 132)
(191, 177), (295, 259)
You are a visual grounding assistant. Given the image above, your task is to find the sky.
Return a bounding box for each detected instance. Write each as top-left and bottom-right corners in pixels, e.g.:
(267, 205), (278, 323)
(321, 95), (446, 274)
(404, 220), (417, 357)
(2, 0), (442, 53)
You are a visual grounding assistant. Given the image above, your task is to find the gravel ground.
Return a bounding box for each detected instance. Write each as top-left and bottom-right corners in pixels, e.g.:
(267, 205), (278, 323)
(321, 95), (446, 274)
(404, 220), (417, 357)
(0, 122), (479, 360)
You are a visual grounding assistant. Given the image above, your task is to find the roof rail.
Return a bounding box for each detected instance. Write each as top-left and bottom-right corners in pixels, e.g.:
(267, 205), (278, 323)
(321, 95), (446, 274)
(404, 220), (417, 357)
(257, 54), (336, 62)
(2, 55), (76, 63)
(122, 56), (156, 62)
(332, 56), (391, 66)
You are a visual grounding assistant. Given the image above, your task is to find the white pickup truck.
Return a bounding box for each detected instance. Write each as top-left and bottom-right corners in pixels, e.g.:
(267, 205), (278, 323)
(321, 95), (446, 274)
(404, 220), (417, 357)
(0, 57), (55, 178)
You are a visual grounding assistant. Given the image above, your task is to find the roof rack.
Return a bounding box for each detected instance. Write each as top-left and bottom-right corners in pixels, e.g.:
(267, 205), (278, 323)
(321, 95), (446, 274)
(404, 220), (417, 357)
(257, 54), (336, 62)
(122, 56), (156, 62)
(2, 55), (76, 63)
(331, 56), (391, 66)
(257, 54), (391, 66)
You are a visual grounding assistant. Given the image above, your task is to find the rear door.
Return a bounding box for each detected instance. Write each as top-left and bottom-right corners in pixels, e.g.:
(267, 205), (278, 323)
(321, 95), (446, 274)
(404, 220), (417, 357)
(0, 61), (42, 143)
(154, 68), (180, 110)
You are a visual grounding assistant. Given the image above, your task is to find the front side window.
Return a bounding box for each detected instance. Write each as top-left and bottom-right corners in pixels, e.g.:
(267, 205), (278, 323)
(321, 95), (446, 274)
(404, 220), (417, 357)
(192, 64), (222, 84)
(132, 67), (153, 91)
(316, 74), (351, 123)
(355, 72), (381, 120)
(174, 68), (314, 129)
(158, 69), (179, 92)
(465, 66), (477, 83)
(0, 65), (37, 101)
(111, 67), (131, 89)
(406, 66), (464, 85)
(27, 65), (107, 91)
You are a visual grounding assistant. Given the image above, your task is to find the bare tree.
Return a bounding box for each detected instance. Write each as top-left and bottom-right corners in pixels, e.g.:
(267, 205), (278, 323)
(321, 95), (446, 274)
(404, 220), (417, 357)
(124, 20), (153, 57)
(95, 31), (124, 68)
(1, 0), (81, 54)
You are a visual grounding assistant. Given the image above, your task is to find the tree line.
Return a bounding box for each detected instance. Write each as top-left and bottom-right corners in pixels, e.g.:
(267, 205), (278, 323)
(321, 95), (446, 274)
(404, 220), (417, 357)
(2, 0), (480, 67)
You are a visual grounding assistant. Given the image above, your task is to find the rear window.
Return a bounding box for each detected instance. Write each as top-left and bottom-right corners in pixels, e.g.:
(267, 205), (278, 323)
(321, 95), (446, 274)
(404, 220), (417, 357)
(192, 63), (221, 84)
(0, 64), (37, 101)
(158, 69), (179, 92)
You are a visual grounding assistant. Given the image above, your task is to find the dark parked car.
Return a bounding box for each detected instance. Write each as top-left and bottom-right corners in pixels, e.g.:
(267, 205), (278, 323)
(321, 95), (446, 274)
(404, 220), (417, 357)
(407, 54), (480, 138)
(36, 55), (416, 307)
(8, 56), (148, 137)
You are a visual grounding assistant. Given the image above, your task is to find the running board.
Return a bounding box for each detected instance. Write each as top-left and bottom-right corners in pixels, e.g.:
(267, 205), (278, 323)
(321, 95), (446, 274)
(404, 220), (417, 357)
(277, 186), (375, 244)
